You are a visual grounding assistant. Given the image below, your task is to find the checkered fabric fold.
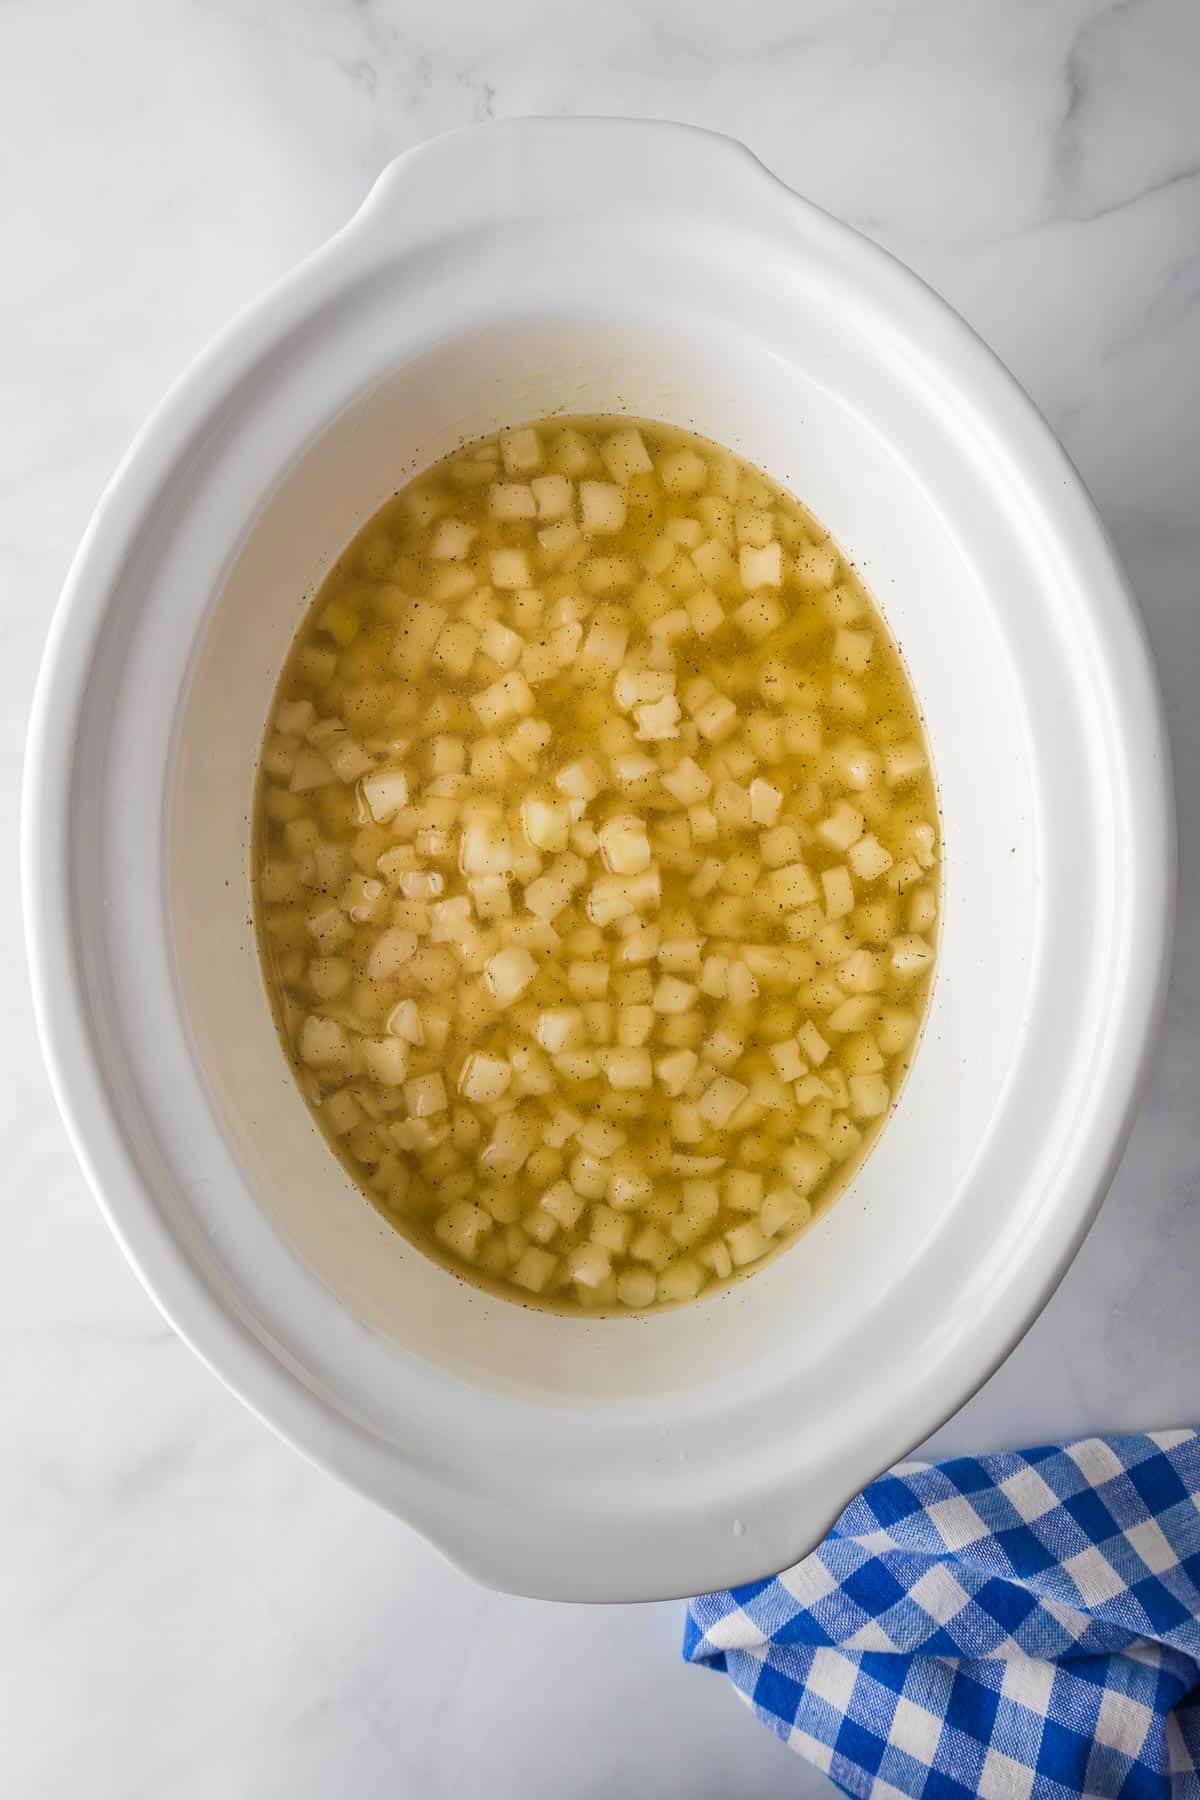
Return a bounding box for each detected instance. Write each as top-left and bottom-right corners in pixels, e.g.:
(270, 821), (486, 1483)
(685, 1434), (1200, 1800)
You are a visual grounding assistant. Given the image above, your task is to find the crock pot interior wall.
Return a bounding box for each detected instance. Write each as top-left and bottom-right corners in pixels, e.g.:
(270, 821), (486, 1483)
(172, 311), (1036, 1401)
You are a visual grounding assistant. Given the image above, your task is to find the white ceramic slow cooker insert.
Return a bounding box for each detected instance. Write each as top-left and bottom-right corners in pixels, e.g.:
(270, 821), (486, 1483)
(24, 119), (1173, 1601)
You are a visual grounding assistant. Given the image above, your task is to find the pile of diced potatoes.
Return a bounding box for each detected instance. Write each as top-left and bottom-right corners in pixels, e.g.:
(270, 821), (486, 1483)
(254, 416), (939, 1312)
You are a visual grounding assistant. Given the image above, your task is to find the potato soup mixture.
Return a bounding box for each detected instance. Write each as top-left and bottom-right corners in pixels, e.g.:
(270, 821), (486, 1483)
(253, 417), (939, 1312)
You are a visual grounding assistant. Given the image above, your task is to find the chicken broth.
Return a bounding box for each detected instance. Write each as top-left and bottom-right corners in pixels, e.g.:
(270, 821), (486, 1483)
(253, 416), (939, 1311)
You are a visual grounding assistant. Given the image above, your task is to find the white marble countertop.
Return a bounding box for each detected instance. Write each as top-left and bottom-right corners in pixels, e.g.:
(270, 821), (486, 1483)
(3, 2), (1198, 1793)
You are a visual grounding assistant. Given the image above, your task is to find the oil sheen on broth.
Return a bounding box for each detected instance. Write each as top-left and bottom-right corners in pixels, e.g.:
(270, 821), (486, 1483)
(253, 416), (939, 1312)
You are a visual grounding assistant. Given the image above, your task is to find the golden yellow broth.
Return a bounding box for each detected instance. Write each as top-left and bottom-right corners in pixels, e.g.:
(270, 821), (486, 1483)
(253, 416), (939, 1312)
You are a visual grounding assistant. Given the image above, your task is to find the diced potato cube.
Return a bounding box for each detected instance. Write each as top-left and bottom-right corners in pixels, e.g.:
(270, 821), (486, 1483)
(479, 617), (522, 670)
(392, 599), (448, 677)
(318, 598), (361, 645)
(724, 1170), (764, 1213)
(849, 1073), (891, 1119)
(567, 1242), (612, 1288)
(884, 740), (927, 787)
(654, 935), (699, 974)
(532, 1007), (580, 1055)
(602, 1048), (653, 1090)
(817, 801), (864, 853)
(465, 874), (509, 922)
(298, 1015), (349, 1067)
(327, 736), (374, 784)
(584, 1122), (632, 1163)
(688, 805), (718, 844)
(738, 542), (783, 589)
(600, 427), (653, 483)
(537, 518), (582, 567)
(760, 825), (803, 869)
(713, 780), (752, 833)
(725, 1221), (770, 1267)
(617, 1267), (657, 1307)
(597, 814), (651, 875)
(658, 758), (708, 807)
(490, 547), (532, 589)
(849, 834), (894, 882)
(907, 884), (938, 935)
(458, 1052), (512, 1103)
(579, 480), (626, 535)
(500, 426), (543, 474)
(505, 718), (553, 769)
(541, 1182), (586, 1231)
(797, 1020), (830, 1065)
(733, 593), (784, 640)
(769, 1039), (806, 1082)
(567, 1150), (608, 1200)
(590, 1205), (632, 1252)
(552, 761), (601, 807)
(627, 1224), (670, 1271)
(633, 695), (681, 740)
(530, 473), (573, 519)
(761, 1187), (809, 1238)
(648, 1048), (693, 1097)
(891, 935), (935, 979)
(322, 1089), (362, 1136)
(657, 1259), (703, 1303)
(686, 587), (725, 637)
(567, 960), (609, 1000)
(471, 671), (535, 728)
(781, 1138), (831, 1194)
(727, 962), (759, 1008)
(581, 606), (630, 670)
(484, 945), (538, 1006)
(482, 1109), (540, 1177)
(435, 1201), (491, 1262)
(365, 928), (418, 981)
(276, 699), (316, 739)
(308, 956), (351, 1001)
(430, 518), (477, 560)
(607, 1159), (653, 1208)
(359, 768), (409, 822)
(769, 862), (818, 910)
(362, 1037), (410, 1086)
(658, 447), (708, 494)
(488, 482), (537, 520)
(519, 795), (569, 854)
(749, 779), (783, 826)
(402, 870), (446, 903)
(617, 1004), (654, 1047)
(793, 541), (839, 589)
(524, 1206), (559, 1246)
(838, 949), (883, 993)
(386, 998), (424, 1045)
(692, 536), (736, 583)
(906, 822), (937, 869)
(405, 1071), (447, 1117)
(649, 975), (695, 1016)
(261, 860), (302, 904)
(698, 1075), (747, 1128)
(822, 867), (855, 920)
(694, 693), (738, 742)
(431, 563), (474, 604)
(698, 1240), (733, 1281)
(511, 1246), (558, 1293)
(469, 737), (512, 786)
(734, 505), (773, 545)
(827, 1114), (863, 1162)
(833, 627), (873, 674)
(838, 741), (882, 789)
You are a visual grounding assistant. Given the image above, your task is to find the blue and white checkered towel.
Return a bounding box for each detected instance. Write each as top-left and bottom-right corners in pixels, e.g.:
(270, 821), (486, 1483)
(685, 1434), (1200, 1799)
